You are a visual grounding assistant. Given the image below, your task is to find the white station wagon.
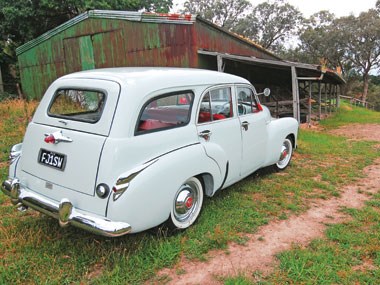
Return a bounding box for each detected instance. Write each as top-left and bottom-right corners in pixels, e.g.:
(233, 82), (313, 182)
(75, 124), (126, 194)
(2, 68), (298, 237)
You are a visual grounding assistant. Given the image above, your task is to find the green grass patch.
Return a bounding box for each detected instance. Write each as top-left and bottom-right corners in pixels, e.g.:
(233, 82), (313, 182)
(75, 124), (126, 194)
(0, 100), (380, 284)
(320, 101), (380, 129)
(263, 193), (380, 285)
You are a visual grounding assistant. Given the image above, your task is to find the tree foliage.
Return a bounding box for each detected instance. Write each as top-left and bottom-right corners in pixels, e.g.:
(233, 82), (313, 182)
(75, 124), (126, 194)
(298, 8), (380, 102)
(233, 0), (303, 51)
(339, 10), (380, 102)
(183, 0), (251, 29)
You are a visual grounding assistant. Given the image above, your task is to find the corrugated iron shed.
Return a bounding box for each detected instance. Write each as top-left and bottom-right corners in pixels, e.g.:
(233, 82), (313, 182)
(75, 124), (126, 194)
(16, 10), (280, 100)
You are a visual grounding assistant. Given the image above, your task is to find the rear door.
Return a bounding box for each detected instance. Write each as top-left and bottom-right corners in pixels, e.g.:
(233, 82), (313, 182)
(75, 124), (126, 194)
(20, 79), (120, 197)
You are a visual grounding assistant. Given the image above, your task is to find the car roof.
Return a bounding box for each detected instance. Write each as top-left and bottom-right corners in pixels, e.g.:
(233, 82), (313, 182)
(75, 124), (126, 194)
(59, 67), (250, 88)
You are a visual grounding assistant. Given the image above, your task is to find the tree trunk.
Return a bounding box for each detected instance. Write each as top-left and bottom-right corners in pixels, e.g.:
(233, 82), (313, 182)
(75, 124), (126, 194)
(362, 72), (369, 105)
(0, 66), (4, 94)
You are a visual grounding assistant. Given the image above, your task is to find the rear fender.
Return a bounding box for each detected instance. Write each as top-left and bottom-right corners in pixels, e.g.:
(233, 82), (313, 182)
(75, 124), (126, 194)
(106, 144), (222, 233)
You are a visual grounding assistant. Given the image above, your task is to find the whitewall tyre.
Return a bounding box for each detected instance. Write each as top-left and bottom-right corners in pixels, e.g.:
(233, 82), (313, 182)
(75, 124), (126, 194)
(169, 177), (204, 230)
(275, 137), (293, 171)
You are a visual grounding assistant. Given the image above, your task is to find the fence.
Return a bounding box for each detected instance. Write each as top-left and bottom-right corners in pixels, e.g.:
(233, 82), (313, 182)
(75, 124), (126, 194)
(339, 95), (375, 110)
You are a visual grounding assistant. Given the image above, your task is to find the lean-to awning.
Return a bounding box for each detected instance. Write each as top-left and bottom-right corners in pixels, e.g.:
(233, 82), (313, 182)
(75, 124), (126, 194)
(198, 50), (345, 122)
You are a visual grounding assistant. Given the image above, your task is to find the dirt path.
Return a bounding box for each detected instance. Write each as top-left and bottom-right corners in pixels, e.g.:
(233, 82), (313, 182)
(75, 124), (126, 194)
(153, 124), (380, 285)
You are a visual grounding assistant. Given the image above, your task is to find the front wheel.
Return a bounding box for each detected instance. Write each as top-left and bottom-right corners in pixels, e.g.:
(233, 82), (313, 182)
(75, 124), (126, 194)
(274, 137), (293, 171)
(169, 177), (204, 230)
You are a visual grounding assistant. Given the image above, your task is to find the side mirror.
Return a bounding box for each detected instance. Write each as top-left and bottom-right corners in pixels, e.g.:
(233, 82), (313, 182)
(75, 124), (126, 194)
(256, 88), (271, 97)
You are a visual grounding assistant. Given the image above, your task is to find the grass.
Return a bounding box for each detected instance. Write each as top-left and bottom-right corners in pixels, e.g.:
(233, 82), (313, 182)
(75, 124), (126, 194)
(224, 194), (380, 285)
(0, 100), (380, 284)
(259, 194), (380, 285)
(320, 101), (380, 129)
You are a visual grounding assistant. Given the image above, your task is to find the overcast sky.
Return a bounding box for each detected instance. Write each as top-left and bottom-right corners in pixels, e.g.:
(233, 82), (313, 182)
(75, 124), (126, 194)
(172, 0), (378, 17)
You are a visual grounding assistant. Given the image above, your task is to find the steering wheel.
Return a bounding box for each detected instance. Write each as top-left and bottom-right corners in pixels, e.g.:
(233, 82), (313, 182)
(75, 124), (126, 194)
(238, 103), (246, 115)
(218, 102), (231, 116)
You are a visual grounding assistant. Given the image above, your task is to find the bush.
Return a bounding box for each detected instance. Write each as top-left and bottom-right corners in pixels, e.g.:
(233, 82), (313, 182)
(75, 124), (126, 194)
(0, 91), (19, 102)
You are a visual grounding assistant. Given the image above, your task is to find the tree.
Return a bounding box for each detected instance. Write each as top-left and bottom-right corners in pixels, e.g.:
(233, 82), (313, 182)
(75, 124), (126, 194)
(183, 0), (251, 30)
(298, 11), (350, 74)
(339, 10), (380, 102)
(233, 0), (303, 51)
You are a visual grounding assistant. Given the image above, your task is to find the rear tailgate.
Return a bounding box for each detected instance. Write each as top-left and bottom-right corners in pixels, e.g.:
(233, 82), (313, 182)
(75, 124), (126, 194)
(21, 124), (106, 196)
(20, 78), (120, 197)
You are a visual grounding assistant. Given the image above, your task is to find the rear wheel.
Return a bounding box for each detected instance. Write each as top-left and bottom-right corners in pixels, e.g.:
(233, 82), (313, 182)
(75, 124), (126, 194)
(274, 137), (293, 171)
(169, 177), (204, 230)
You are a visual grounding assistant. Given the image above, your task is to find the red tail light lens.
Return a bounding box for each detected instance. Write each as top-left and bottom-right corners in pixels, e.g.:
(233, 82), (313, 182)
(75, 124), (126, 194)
(44, 135), (56, 144)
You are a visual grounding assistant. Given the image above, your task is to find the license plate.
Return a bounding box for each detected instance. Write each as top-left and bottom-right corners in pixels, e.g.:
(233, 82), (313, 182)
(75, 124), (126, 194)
(38, 149), (66, 170)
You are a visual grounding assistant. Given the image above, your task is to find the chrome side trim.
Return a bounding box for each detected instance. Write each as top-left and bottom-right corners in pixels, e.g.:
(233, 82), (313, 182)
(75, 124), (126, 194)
(1, 178), (132, 237)
(113, 159), (158, 201)
(9, 143), (22, 162)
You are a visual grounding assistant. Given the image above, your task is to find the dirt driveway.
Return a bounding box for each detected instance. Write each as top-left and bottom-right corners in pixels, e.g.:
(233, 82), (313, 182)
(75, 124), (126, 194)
(153, 124), (380, 285)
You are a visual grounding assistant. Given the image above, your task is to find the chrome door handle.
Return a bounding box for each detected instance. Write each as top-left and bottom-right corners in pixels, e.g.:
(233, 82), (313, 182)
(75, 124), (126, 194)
(241, 121), (250, 131)
(199, 130), (212, 141)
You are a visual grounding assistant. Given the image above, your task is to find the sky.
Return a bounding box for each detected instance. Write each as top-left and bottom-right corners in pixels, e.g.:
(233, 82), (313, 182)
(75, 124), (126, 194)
(171, 0), (378, 17)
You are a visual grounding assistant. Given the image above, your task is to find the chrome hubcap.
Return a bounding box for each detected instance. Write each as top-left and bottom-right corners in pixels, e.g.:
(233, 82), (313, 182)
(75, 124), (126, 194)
(277, 140), (291, 168)
(174, 183), (198, 222)
(280, 147), (288, 161)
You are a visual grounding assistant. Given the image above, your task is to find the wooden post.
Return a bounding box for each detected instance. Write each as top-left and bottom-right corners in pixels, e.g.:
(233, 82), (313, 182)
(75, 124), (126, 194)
(217, 55), (224, 72)
(291, 66), (300, 123)
(329, 83), (332, 114)
(318, 82), (322, 120)
(324, 83), (328, 116)
(336, 85), (340, 108)
(308, 80), (312, 126)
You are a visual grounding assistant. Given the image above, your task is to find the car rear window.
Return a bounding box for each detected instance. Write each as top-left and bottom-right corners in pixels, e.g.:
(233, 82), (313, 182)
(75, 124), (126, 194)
(48, 89), (106, 123)
(136, 91), (194, 134)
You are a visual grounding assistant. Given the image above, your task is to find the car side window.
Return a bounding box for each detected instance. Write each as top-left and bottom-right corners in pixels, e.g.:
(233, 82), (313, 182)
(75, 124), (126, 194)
(198, 87), (233, 123)
(136, 91), (194, 134)
(236, 87), (261, 116)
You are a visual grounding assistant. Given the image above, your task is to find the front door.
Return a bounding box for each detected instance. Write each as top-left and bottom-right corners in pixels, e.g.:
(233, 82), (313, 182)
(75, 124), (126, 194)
(236, 86), (268, 177)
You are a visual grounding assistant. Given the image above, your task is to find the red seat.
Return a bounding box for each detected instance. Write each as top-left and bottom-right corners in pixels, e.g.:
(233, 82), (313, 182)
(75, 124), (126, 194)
(198, 112), (226, 123)
(212, 113), (226, 120)
(139, 119), (174, 131)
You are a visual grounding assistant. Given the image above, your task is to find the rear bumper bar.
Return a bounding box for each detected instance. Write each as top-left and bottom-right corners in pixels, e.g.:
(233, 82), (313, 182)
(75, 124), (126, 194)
(1, 178), (132, 237)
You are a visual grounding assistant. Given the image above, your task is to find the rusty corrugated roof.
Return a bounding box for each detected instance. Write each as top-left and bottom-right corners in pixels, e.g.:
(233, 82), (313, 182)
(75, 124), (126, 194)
(16, 10), (197, 56)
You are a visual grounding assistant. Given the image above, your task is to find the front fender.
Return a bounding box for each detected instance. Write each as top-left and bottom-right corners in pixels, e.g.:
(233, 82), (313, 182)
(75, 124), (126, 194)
(106, 143), (222, 233)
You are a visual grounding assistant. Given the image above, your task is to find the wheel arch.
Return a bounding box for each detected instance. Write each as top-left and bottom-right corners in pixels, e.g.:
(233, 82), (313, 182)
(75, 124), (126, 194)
(286, 133), (296, 149)
(197, 172), (214, 197)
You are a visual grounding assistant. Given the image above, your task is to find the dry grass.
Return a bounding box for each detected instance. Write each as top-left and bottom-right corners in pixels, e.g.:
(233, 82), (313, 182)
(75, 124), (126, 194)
(0, 99), (38, 162)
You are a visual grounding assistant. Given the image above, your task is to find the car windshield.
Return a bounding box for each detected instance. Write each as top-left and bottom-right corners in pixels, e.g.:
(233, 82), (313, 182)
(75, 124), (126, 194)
(48, 89), (106, 123)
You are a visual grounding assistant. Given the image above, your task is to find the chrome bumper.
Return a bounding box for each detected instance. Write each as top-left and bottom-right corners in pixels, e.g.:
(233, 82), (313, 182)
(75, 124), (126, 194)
(1, 178), (132, 237)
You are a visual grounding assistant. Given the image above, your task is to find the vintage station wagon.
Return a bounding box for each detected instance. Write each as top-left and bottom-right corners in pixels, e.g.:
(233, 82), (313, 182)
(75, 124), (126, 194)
(2, 68), (298, 237)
